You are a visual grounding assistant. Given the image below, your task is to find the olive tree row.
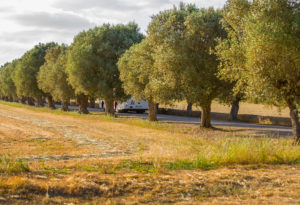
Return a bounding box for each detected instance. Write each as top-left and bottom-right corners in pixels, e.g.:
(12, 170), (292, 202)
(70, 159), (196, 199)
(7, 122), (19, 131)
(13, 42), (58, 107)
(217, 0), (300, 143)
(0, 23), (143, 114)
(67, 23), (144, 115)
(118, 5), (227, 126)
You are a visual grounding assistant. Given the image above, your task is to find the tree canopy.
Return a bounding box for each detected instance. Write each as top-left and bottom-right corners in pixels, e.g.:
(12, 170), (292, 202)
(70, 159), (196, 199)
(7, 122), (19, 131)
(0, 60), (18, 101)
(118, 39), (159, 121)
(67, 23), (144, 115)
(37, 44), (74, 111)
(13, 42), (57, 106)
(147, 4), (227, 127)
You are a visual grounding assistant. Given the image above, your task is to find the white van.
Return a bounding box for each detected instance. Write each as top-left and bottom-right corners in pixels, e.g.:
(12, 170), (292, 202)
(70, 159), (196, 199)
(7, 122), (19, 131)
(116, 97), (148, 113)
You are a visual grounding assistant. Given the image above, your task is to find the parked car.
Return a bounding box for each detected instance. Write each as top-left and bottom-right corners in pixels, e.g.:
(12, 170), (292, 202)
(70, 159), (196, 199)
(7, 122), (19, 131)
(116, 97), (148, 113)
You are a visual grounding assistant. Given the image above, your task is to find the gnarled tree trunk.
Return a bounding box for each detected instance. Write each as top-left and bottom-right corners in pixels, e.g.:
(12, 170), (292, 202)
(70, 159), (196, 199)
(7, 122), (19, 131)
(187, 103), (193, 116)
(148, 98), (157, 121)
(105, 99), (115, 116)
(286, 99), (300, 144)
(47, 95), (55, 109)
(89, 97), (95, 108)
(20, 96), (26, 104)
(36, 96), (44, 107)
(61, 100), (69, 111)
(229, 98), (240, 121)
(200, 103), (212, 128)
(27, 97), (35, 106)
(77, 94), (89, 114)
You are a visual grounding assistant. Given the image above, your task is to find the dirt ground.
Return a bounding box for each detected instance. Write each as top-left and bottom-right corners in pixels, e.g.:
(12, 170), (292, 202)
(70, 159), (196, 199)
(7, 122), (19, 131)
(0, 103), (299, 204)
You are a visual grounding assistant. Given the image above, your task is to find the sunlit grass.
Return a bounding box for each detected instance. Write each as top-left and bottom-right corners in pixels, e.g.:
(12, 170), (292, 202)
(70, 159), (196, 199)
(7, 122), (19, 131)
(0, 100), (177, 132)
(0, 156), (29, 173)
(166, 137), (300, 170)
(0, 100), (299, 173)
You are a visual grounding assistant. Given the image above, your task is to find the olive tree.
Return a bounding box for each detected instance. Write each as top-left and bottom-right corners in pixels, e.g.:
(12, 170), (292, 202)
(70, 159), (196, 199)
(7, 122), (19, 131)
(0, 60), (18, 102)
(218, 0), (300, 143)
(13, 42), (57, 106)
(118, 39), (159, 121)
(245, 0), (300, 143)
(38, 45), (75, 111)
(67, 23), (144, 115)
(216, 0), (250, 121)
(148, 4), (226, 127)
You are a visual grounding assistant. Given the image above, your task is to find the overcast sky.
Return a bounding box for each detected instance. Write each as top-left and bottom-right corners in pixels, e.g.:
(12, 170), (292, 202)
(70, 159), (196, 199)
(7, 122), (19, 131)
(0, 0), (226, 66)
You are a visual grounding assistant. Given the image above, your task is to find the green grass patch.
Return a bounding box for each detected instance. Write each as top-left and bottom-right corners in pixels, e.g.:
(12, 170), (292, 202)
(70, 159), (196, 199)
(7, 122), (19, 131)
(0, 156), (30, 173)
(117, 160), (156, 174)
(167, 137), (300, 170)
(42, 167), (73, 174)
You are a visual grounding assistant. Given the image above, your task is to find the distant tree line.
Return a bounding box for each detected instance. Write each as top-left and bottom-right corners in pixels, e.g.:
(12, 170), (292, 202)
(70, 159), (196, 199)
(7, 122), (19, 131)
(0, 0), (299, 143)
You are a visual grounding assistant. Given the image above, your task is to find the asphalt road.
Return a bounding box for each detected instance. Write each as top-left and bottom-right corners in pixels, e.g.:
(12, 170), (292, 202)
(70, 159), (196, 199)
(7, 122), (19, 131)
(64, 106), (292, 136)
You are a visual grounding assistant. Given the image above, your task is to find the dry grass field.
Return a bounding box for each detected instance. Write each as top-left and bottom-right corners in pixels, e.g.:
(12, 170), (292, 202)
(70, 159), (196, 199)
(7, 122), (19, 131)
(162, 101), (290, 117)
(0, 102), (299, 204)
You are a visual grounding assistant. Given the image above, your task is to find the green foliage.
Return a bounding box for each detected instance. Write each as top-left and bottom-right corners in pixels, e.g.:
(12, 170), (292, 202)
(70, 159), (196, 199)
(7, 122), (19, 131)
(67, 23), (144, 102)
(37, 44), (74, 102)
(243, 0), (300, 106)
(218, 0), (300, 107)
(0, 60), (18, 100)
(149, 5), (227, 106)
(215, 0), (252, 105)
(118, 39), (155, 101)
(13, 42), (57, 99)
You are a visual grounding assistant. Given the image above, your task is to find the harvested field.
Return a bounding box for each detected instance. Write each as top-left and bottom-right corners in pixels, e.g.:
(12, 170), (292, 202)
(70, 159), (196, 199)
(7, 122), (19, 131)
(0, 102), (299, 204)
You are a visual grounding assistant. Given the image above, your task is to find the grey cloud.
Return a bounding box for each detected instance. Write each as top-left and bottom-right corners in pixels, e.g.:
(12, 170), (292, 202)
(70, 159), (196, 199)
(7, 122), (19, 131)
(12, 11), (95, 30)
(0, 6), (14, 13)
(53, 0), (170, 12)
(0, 29), (74, 45)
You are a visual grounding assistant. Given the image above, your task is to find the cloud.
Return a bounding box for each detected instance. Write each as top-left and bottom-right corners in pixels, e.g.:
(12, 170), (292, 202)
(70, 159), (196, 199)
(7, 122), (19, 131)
(12, 11), (95, 30)
(53, 0), (170, 12)
(0, 6), (14, 13)
(0, 0), (227, 66)
(0, 29), (74, 45)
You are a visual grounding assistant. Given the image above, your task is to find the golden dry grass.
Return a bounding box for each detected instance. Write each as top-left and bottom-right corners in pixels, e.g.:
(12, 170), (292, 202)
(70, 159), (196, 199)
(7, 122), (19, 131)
(162, 101), (290, 117)
(0, 102), (299, 204)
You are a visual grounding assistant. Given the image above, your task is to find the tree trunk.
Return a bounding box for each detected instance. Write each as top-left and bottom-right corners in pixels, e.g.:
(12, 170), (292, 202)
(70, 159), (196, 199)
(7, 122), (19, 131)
(61, 100), (69, 111)
(104, 99), (115, 116)
(229, 98), (240, 121)
(27, 97), (35, 106)
(89, 97), (95, 108)
(286, 99), (300, 144)
(20, 96), (26, 104)
(47, 95), (55, 109)
(200, 103), (212, 128)
(148, 98), (157, 121)
(77, 94), (89, 114)
(36, 96), (44, 107)
(187, 103), (192, 116)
